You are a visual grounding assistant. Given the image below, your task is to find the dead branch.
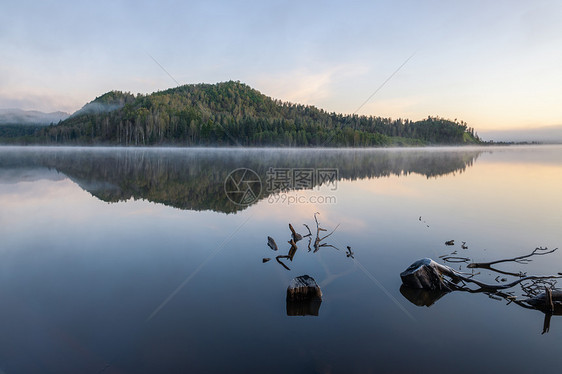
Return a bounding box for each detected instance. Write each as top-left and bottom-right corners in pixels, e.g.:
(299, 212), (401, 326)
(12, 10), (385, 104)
(289, 223), (303, 242)
(545, 287), (554, 313)
(266, 214), (349, 270)
(276, 255), (291, 271)
(521, 278), (558, 298)
(448, 272), (562, 292)
(288, 239), (298, 252)
(543, 313), (552, 334)
(276, 243), (297, 271)
(468, 247), (557, 269)
(312, 212), (341, 252)
(319, 224), (340, 242)
(302, 224), (312, 238)
(402, 258), (562, 294)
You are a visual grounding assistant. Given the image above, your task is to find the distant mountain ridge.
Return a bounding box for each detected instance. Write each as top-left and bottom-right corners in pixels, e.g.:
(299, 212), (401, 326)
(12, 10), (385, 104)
(2, 81), (481, 146)
(0, 108), (69, 125)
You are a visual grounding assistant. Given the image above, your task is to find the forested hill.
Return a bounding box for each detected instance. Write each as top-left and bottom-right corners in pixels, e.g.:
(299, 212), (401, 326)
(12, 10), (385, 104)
(31, 81), (480, 146)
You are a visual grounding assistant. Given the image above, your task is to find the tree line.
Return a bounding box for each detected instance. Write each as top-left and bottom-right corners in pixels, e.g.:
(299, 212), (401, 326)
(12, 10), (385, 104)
(4, 81), (481, 146)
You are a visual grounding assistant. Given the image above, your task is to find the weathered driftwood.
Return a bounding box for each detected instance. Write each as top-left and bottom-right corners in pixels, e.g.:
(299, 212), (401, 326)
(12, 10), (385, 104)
(401, 252), (562, 334)
(267, 236), (278, 251)
(275, 240), (298, 270)
(401, 258), (562, 293)
(313, 212), (340, 253)
(289, 223), (302, 242)
(286, 275), (322, 316)
(265, 215), (350, 271)
(287, 275), (322, 300)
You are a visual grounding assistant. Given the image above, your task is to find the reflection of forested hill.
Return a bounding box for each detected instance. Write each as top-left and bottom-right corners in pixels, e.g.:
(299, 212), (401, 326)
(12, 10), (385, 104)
(0, 147), (483, 213)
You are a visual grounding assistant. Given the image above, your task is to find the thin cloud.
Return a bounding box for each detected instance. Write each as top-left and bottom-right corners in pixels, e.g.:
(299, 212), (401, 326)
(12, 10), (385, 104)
(252, 63), (369, 108)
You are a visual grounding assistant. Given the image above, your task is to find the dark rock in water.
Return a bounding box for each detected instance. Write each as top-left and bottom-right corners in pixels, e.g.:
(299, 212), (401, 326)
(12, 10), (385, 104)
(287, 275), (322, 300)
(262, 258), (271, 263)
(445, 240), (455, 246)
(399, 284), (448, 307)
(286, 275), (322, 316)
(400, 258), (452, 291)
(267, 236), (278, 251)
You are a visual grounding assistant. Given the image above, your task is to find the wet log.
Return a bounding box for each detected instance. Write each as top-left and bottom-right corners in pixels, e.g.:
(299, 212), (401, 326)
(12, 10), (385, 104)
(400, 258), (456, 291)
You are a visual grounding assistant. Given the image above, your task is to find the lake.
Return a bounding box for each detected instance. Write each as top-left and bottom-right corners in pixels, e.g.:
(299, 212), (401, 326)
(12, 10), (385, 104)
(0, 145), (561, 373)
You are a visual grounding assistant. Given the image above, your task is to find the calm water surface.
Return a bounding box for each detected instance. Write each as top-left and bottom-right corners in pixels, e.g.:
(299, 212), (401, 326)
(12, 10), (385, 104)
(0, 145), (561, 373)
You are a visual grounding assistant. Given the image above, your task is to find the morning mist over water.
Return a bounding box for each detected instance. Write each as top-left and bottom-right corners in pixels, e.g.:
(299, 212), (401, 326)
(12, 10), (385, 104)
(1, 145), (561, 373)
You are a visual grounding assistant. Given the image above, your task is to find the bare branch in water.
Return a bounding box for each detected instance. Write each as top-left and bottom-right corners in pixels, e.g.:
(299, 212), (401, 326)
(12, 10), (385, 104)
(468, 247), (557, 269)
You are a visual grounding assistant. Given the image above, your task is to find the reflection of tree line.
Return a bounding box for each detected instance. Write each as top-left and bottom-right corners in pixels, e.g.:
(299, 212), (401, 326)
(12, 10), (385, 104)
(0, 148), (483, 213)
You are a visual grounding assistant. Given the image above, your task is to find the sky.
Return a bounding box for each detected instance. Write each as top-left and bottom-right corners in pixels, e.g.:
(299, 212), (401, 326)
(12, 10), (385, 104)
(1, 0), (561, 132)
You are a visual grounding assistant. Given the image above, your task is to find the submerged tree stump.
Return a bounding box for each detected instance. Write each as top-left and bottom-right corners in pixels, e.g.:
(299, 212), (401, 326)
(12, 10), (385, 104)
(287, 275), (322, 300)
(286, 275), (322, 316)
(400, 258), (454, 291)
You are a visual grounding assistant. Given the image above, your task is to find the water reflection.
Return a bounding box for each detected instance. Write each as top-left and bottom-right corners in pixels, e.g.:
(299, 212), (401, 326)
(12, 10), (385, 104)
(0, 145), (561, 373)
(286, 296), (323, 316)
(399, 285), (448, 307)
(0, 147), (483, 213)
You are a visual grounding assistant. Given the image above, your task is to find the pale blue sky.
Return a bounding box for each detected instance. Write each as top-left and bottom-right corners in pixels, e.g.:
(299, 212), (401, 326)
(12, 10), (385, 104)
(1, 0), (561, 130)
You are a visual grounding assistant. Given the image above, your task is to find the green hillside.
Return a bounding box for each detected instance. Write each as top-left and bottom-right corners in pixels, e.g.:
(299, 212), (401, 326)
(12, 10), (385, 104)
(28, 81), (480, 146)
